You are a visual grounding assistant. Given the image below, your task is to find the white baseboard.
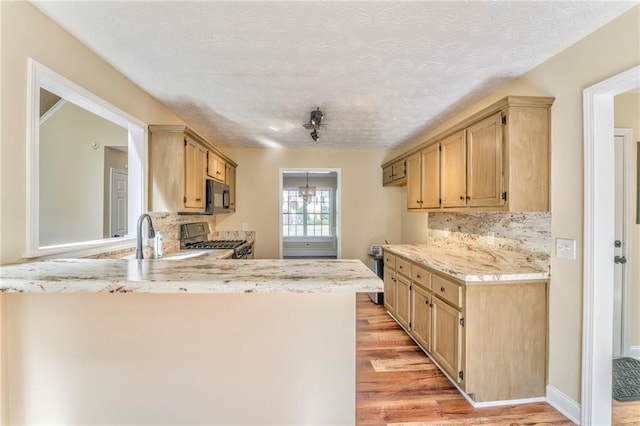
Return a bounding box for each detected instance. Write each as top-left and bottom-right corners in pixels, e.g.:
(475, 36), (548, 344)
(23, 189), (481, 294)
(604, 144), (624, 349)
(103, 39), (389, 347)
(630, 345), (640, 359)
(546, 385), (580, 425)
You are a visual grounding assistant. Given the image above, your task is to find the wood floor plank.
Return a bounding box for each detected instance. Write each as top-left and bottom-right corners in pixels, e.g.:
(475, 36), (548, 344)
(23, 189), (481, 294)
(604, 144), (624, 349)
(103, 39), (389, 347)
(355, 293), (576, 425)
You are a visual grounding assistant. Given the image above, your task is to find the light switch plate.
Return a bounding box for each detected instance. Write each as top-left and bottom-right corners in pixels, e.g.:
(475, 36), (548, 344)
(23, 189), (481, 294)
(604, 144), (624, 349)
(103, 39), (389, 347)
(556, 238), (576, 259)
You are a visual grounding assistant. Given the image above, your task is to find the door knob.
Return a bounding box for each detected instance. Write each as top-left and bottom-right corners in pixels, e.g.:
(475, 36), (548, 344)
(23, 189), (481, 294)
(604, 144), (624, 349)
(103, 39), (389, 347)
(614, 255), (627, 264)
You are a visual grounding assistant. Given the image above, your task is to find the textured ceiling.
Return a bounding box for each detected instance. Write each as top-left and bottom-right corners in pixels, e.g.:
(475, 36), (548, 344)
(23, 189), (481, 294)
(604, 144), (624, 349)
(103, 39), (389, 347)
(32, 1), (637, 149)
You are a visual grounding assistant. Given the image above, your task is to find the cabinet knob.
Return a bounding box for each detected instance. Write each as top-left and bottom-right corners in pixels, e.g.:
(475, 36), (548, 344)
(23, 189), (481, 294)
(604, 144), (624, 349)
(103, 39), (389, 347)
(195, 198), (201, 202)
(459, 196), (465, 201)
(466, 196), (471, 201)
(440, 287), (446, 293)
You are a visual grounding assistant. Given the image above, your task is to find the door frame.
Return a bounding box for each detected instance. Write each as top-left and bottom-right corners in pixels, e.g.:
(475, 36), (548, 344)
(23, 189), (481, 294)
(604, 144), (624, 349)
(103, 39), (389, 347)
(582, 65), (639, 425)
(278, 168), (342, 259)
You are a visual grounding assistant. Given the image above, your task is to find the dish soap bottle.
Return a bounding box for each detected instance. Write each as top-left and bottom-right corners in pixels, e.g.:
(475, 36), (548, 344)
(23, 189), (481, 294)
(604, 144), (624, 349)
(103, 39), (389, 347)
(154, 233), (163, 259)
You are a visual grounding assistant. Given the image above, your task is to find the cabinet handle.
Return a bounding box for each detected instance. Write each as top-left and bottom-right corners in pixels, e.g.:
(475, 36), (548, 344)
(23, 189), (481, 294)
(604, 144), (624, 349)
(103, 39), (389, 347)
(459, 196), (465, 201)
(425, 300), (429, 305)
(440, 287), (446, 293)
(195, 198), (201, 202)
(466, 196), (471, 201)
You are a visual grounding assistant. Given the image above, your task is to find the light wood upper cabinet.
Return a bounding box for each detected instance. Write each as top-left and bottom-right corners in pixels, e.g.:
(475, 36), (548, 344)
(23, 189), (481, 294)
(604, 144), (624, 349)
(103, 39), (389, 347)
(207, 151), (226, 182)
(440, 130), (467, 208)
(406, 153), (422, 209)
(382, 158), (407, 186)
(382, 96), (553, 212)
(421, 144), (440, 209)
(184, 137), (207, 209)
(407, 145), (440, 210)
(467, 113), (503, 207)
(148, 125), (238, 213)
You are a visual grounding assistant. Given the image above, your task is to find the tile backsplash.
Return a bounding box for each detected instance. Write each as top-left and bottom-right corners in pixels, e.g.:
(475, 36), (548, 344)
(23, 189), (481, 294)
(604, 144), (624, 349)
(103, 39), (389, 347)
(149, 212), (217, 254)
(428, 212), (552, 259)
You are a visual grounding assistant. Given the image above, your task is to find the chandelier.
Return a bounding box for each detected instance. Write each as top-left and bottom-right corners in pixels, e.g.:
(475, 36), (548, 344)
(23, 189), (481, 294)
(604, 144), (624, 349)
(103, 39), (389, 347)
(299, 172), (316, 201)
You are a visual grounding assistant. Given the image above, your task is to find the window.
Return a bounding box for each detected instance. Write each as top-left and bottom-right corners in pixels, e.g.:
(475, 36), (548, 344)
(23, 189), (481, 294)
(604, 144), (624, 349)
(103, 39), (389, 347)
(282, 188), (332, 237)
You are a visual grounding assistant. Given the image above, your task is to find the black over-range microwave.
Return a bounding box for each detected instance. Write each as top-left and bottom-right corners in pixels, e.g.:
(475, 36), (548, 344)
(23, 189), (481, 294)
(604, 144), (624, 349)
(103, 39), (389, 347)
(206, 179), (231, 214)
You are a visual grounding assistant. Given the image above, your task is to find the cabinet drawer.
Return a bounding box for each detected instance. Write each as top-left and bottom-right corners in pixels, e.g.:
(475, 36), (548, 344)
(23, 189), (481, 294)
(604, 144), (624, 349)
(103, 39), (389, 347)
(396, 258), (411, 277)
(384, 252), (396, 269)
(432, 274), (462, 308)
(412, 265), (430, 289)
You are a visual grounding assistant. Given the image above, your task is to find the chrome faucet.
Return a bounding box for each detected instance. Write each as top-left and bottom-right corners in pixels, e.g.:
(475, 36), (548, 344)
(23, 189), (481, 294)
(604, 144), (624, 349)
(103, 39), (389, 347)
(136, 213), (156, 259)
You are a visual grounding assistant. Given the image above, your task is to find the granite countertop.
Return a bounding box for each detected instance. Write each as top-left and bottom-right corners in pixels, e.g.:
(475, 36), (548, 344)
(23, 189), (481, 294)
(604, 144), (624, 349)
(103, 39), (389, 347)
(0, 258), (382, 294)
(383, 243), (549, 282)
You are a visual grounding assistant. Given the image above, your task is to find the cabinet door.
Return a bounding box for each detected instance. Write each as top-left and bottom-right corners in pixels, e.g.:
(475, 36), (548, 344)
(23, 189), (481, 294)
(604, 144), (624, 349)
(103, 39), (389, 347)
(226, 164), (236, 211)
(421, 144), (440, 209)
(467, 113), (503, 207)
(406, 153), (422, 209)
(440, 130), (467, 208)
(383, 267), (396, 314)
(184, 137), (207, 209)
(411, 284), (432, 352)
(431, 296), (463, 383)
(207, 151), (226, 182)
(392, 159), (406, 180)
(395, 274), (411, 330)
(382, 165), (394, 185)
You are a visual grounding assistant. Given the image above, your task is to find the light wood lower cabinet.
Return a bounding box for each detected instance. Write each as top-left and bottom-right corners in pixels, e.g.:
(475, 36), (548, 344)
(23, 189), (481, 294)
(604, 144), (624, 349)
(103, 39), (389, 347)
(383, 266), (396, 314)
(382, 249), (547, 403)
(410, 284), (432, 352)
(395, 274), (411, 330)
(431, 293), (463, 384)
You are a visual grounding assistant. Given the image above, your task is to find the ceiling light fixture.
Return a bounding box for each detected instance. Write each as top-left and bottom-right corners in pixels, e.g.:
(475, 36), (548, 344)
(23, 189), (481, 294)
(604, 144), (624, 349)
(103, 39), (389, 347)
(299, 172), (316, 201)
(303, 107), (325, 142)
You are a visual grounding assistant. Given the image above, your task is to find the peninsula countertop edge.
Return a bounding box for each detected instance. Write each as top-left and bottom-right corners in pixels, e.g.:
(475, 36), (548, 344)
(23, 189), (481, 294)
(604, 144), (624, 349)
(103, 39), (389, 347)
(0, 258), (383, 294)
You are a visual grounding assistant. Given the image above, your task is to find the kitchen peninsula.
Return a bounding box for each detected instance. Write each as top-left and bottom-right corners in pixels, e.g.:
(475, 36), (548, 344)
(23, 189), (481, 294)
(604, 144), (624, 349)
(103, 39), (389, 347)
(0, 258), (381, 425)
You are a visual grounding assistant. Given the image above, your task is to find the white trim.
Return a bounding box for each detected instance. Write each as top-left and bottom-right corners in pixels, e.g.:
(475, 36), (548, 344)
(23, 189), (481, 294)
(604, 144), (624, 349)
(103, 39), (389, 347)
(278, 168), (342, 259)
(39, 98), (67, 125)
(630, 346), (640, 360)
(546, 385), (581, 425)
(615, 127), (635, 358)
(25, 58), (147, 258)
(582, 65), (640, 426)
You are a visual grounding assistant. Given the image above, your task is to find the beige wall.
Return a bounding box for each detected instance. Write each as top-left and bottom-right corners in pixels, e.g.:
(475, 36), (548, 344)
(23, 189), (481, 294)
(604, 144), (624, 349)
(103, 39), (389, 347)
(394, 5), (640, 403)
(6, 293), (355, 425)
(0, 1), (184, 264)
(215, 147), (402, 263)
(614, 92), (640, 348)
(40, 102), (127, 245)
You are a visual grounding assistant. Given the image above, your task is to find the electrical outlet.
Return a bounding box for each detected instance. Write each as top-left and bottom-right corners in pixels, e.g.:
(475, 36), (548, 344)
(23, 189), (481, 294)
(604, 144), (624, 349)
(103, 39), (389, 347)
(242, 223), (248, 231)
(486, 232), (495, 246)
(556, 238), (576, 259)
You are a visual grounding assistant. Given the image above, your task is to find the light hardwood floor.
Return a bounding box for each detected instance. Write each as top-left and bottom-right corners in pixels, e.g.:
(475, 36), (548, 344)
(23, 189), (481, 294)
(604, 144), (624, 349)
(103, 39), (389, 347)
(612, 398), (640, 425)
(355, 293), (575, 425)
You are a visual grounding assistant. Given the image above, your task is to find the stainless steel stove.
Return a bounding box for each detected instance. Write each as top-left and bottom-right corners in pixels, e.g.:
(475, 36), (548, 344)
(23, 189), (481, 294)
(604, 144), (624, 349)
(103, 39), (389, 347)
(180, 222), (253, 259)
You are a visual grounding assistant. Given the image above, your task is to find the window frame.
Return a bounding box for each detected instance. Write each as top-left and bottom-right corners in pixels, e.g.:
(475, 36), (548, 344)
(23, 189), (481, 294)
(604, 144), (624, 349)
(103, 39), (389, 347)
(282, 187), (334, 238)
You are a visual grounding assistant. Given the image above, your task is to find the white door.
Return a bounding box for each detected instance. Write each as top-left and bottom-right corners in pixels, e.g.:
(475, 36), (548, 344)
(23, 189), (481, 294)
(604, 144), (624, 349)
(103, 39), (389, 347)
(110, 168), (128, 238)
(613, 134), (626, 357)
